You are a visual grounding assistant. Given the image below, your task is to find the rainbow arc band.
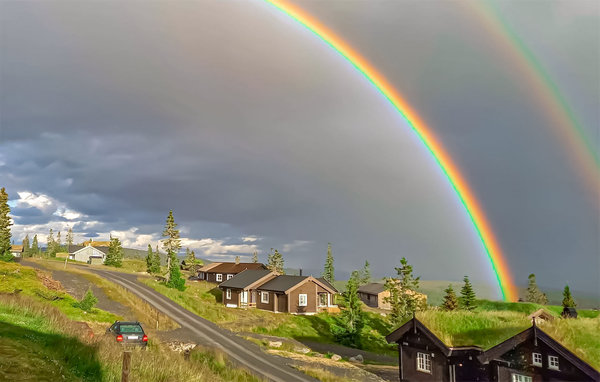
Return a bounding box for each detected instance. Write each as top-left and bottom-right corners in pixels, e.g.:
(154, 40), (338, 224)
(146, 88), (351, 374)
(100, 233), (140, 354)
(264, 0), (517, 301)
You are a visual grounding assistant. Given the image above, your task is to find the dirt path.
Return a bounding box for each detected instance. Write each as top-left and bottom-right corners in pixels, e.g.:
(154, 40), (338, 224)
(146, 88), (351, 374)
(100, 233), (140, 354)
(22, 260), (133, 320)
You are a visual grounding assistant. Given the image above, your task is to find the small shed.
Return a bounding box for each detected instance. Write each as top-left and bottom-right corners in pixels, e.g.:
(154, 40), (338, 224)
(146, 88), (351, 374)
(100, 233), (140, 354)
(562, 307), (578, 318)
(10, 245), (24, 257)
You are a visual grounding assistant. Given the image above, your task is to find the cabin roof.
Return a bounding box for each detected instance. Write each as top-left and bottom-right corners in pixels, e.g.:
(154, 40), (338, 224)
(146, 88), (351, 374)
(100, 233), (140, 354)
(357, 282), (386, 295)
(218, 269), (274, 289)
(200, 262), (267, 274)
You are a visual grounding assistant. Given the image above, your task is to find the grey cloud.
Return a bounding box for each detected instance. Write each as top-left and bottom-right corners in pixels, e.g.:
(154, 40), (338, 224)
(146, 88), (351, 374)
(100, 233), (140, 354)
(1, 0), (598, 297)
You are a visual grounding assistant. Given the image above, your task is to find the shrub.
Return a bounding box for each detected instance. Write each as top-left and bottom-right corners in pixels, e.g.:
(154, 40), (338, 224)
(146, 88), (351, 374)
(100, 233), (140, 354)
(75, 287), (98, 312)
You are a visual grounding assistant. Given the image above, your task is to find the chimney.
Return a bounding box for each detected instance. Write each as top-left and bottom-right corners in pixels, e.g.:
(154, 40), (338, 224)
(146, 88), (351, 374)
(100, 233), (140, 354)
(299, 269), (302, 276)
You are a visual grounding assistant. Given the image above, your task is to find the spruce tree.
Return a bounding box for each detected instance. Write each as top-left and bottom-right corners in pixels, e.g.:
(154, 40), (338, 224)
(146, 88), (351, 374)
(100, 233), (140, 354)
(56, 231), (62, 249)
(146, 244), (154, 273)
(562, 285), (576, 308)
(22, 234), (30, 257)
(0, 187), (13, 260)
(46, 229), (56, 257)
(442, 284), (459, 311)
(252, 251), (258, 263)
(332, 270), (364, 347)
(360, 260), (371, 285)
(162, 210), (185, 290)
(66, 227), (74, 247)
(105, 236), (123, 267)
(459, 276), (477, 310)
(384, 257), (421, 325)
(267, 248), (284, 274)
(322, 243), (335, 283)
(526, 273), (547, 305)
(151, 245), (161, 274)
(32, 234), (39, 255)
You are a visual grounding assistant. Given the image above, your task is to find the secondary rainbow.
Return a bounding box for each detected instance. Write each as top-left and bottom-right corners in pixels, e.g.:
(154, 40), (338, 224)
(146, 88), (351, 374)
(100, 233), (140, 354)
(466, 1), (600, 202)
(264, 0), (518, 301)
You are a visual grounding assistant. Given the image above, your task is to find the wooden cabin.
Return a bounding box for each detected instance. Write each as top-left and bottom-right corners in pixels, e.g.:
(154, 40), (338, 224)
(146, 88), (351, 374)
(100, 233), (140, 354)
(219, 272), (338, 315)
(197, 262), (267, 283)
(386, 317), (599, 382)
(357, 283), (391, 309)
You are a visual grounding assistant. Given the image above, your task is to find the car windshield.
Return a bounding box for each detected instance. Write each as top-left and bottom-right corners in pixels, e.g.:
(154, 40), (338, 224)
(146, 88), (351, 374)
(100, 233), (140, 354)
(119, 324), (143, 333)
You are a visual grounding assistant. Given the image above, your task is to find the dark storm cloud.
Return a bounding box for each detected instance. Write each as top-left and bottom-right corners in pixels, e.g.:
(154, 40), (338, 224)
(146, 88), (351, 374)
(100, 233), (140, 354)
(0, 1), (597, 297)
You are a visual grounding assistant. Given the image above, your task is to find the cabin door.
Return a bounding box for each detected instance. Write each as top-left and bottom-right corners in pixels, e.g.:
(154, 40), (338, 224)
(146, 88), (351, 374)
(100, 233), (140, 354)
(240, 291), (248, 305)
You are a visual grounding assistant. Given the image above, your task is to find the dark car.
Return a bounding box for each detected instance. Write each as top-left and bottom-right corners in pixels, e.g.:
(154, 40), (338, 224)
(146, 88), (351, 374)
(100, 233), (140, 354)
(187, 275), (202, 282)
(107, 321), (148, 347)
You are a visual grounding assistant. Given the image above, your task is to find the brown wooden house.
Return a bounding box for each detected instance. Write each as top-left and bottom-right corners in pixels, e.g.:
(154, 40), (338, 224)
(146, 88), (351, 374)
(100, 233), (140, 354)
(219, 272), (339, 315)
(358, 283), (391, 309)
(386, 317), (599, 382)
(197, 262), (267, 283)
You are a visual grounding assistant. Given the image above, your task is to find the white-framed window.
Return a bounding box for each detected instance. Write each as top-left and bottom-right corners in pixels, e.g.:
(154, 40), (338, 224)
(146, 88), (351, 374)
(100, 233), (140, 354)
(298, 294), (308, 307)
(512, 374), (532, 382)
(216, 274), (223, 282)
(319, 293), (328, 306)
(416, 352), (432, 373)
(532, 352), (542, 367)
(261, 291), (269, 304)
(227, 274), (234, 280)
(548, 355), (559, 370)
(226, 289), (231, 299)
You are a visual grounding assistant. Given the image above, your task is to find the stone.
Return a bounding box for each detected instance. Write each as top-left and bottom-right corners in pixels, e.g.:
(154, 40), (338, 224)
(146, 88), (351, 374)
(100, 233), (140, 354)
(268, 341), (283, 348)
(355, 354), (364, 363)
(331, 354), (342, 361)
(349, 357), (357, 362)
(295, 347), (310, 354)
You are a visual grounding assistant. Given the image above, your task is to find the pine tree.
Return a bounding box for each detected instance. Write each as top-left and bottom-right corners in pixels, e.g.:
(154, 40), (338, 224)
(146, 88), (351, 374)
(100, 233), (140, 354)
(185, 247), (195, 265)
(267, 248), (284, 274)
(151, 245), (161, 274)
(526, 273), (548, 305)
(22, 234), (30, 257)
(32, 235), (39, 255)
(252, 251), (258, 263)
(384, 257), (421, 325)
(459, 276), (477, 310)
(332, 270), (364, 348)
(66, 227), (74, 247)
(46, 229), (56, 257)
(105, 236), (123, 267)
(562, 285), (576, 308)
(162, 210), (185, 290)
(56, 231), (62, 249)
(146, 244), (154, 273)
(322, 243), (335, 283)
(76, 287), (98, 312)
(442, 284), (459, 311)
(0, 187), (13, 261)
(360, 260), (371, 285)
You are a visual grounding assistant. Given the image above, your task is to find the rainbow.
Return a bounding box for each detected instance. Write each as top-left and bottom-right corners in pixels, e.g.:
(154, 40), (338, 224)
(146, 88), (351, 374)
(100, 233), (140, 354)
(466, 1), (600, 201)
(264, 0), (518, 301)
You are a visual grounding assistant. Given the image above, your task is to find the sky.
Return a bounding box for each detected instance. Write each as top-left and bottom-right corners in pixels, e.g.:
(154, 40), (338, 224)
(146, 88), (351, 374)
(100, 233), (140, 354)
(0, 0), (598, 299)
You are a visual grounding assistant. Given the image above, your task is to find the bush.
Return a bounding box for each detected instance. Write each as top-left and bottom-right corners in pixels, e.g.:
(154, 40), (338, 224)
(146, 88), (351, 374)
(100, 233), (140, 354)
(75, 287), (98, 312)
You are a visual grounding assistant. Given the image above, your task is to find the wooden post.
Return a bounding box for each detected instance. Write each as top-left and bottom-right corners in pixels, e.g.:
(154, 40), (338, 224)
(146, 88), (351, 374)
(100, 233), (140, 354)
(184, 349), (190, 361)
(121, 351), (132, 382)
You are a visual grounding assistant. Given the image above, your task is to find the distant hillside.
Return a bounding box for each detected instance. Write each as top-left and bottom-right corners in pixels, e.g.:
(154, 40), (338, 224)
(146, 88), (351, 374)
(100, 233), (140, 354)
(332, 278), (599, 309)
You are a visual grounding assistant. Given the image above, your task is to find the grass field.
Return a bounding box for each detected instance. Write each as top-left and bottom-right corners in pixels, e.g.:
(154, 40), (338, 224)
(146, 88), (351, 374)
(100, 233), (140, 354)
(0, 288), (263, 381)
(0, 261), (118, 323)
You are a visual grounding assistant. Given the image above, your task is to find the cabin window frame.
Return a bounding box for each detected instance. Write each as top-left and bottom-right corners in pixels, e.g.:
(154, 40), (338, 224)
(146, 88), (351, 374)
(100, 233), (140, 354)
(216, 274), (223, 282)
(226, 289), (232, 299)
(511, 373), (532, 382)
(416, 352), (432, 373)
(532, 352), (542, 367)
(227, 274), (234, 280)
(318, 293), (328, 307)
(261, 291), (269, 304)
(298, 294), (308, 307)
(548, 355), (559, 370)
